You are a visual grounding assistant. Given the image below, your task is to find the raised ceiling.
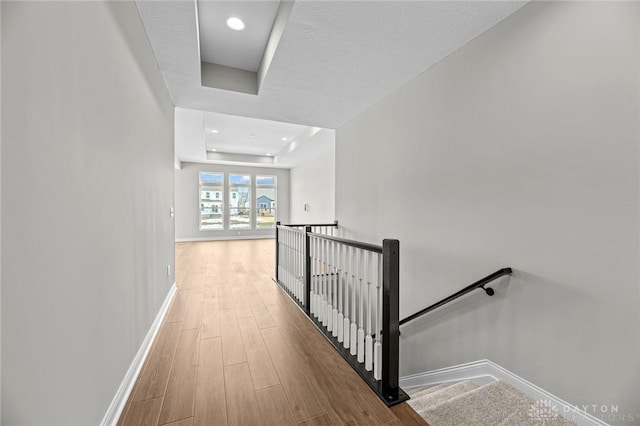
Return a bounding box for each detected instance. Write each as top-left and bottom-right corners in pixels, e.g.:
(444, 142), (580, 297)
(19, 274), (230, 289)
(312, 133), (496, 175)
(197, 1), (280, 72)
(175, 107), (330, 169)
(202, 110), (308, 156)
(136, 1), (527, 130)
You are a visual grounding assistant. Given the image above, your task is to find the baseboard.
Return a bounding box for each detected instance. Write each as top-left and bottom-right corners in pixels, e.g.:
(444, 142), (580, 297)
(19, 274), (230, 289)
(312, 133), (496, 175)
(400, 359), (609, 426)
(100, 282), (177, 426)
(175, 235), (275, 242)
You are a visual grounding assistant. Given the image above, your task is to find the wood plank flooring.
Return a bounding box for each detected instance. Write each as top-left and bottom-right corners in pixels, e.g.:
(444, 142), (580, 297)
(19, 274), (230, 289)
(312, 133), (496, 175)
(118, 239), (427, 426)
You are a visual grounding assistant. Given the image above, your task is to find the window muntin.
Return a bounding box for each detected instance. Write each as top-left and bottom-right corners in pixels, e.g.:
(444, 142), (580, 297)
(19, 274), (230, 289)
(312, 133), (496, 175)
(256, 175), (277, 229)
(199, 172), (224, 230)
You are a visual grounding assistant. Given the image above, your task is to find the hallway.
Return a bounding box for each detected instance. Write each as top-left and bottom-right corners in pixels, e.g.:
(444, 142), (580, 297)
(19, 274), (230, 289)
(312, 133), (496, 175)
(117, 240), (426, 425)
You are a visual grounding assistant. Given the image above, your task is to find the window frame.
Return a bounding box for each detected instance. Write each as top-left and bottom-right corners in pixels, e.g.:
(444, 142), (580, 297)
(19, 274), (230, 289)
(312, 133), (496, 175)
(256, 175), (277, 229)
(198, 172), (224, 231)
(228, 173), (252, 230)
(198, 171), (278, 231)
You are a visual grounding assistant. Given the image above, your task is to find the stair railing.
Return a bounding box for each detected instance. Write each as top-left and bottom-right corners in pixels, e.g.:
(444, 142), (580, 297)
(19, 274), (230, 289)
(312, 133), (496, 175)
(275, 221), (408, 406)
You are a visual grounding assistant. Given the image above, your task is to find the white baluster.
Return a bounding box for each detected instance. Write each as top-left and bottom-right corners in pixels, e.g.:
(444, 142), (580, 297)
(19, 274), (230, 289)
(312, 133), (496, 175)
(331, 241), (342, 337)
(314, 236), (318, 314)
(343, 244), (351, 349)
(292, 231), (296, 298)
(288, 231), (291, 292)
(326, 238), (333, 332)
(289, 231), (293, 294)
(357, 248), (365, 364)
(316, 236), (321, 320)
(314, 236), (318, 312)
(320, 237), (326, 325)
(323, 237), (328, 323)
(350, 248), (358, 356)
(296, 232), (300, 301)
(298, 232), (303, 301)
(337, 242), (344, 343)
(365, 251), (373, 372)
(374, 253), (382, 380)
(284, 230), (288, 289)
(309, 236), (314, 314)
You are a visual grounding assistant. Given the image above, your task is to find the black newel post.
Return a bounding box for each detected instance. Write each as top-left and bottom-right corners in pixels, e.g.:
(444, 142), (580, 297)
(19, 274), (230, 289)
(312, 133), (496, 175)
(275, 221), (280, 282)
(382, 239), (400, 401)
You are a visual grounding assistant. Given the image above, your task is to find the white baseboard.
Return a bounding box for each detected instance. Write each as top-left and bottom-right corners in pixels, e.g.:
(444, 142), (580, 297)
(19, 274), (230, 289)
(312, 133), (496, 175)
(175, 235), (275, 242)
(400, 359), (609, 426)
(100, 282), (177, 426)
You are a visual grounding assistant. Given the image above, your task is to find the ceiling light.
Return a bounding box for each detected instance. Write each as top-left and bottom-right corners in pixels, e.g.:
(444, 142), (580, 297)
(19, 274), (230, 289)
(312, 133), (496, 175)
(281, 137), (288, 141)
(226, 17), (245, 31)
(209, 148), (217, 152)
(266, 153), (273, 156)
(208, 129), (219, 134)
(248, 133), (255, 138)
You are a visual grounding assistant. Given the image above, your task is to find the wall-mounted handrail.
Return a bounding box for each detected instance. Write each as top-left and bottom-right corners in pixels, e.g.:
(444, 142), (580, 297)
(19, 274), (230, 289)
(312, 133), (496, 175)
(399, 268), (513, 327)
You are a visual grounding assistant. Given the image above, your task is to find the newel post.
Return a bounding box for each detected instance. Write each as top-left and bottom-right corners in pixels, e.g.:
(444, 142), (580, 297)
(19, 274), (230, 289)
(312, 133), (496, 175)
(382, 239), (400, 400)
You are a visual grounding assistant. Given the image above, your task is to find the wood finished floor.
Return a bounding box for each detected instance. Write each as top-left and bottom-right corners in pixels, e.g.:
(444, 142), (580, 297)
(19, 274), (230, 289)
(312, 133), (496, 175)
(118, 239), (427, 426)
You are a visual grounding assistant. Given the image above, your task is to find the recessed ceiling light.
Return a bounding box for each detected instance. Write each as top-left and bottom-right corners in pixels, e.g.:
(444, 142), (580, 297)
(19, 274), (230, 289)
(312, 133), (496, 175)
(209, 148), (217, 152)
(208, 129), (219, 134)
(248, 133), (255, 138)
(266, 153), (273, 156)
(226, 17), (245, 31)
(281, 137), (288, 141)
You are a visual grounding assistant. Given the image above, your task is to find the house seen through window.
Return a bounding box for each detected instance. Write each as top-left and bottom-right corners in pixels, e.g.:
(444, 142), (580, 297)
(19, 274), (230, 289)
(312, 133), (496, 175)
(199, 172), (223, 230)
(256, 175), (276, 228)
(199, 172), (277, 231)
(229, 174), (251, 230)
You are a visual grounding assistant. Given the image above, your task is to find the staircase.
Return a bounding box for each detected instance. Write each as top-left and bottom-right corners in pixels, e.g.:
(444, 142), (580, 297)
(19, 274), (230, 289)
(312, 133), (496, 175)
(407, 380), (578, 426)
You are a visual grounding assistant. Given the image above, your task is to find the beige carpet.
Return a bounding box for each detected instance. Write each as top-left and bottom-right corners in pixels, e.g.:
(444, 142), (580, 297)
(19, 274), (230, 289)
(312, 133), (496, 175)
(407, 380), (578, 426)
(407, 383), (449, 399)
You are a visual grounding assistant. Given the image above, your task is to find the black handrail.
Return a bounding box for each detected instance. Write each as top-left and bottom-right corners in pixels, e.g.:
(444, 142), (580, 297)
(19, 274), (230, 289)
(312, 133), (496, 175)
(399, 268), (513, 326)
(281, 220), (339, 227)
(307, 232), (383, 254)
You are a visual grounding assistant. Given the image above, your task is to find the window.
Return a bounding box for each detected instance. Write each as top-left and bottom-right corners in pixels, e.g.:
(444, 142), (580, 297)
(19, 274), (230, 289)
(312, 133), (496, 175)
(229, 174), (251, 229)
(256, 175), (277, 228)
(199, 171), (278, 231)
(199, 172), (223, 230)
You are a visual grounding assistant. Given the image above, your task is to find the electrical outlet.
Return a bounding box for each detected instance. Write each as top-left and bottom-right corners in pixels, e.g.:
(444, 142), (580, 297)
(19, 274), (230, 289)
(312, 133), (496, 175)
(167, 265), (171, 276)
(169, 207), (175, 219)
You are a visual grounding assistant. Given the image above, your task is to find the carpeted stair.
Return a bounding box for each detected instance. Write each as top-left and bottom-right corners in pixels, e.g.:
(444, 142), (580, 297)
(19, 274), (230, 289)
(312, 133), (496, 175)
(407, 380), (578, 426)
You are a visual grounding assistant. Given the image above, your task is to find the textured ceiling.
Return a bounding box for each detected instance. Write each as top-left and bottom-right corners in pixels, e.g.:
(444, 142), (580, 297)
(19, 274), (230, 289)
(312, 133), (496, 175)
(197, 1), (280, 72)
(136, 0), (527, 130)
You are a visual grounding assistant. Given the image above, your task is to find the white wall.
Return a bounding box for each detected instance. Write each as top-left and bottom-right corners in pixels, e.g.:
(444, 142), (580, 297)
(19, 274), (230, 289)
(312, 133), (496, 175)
(1, 2), (175, 424)
(175, 162), (290, 240)
(290, 146), (335, 224)
(336, 2), (639, 424)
